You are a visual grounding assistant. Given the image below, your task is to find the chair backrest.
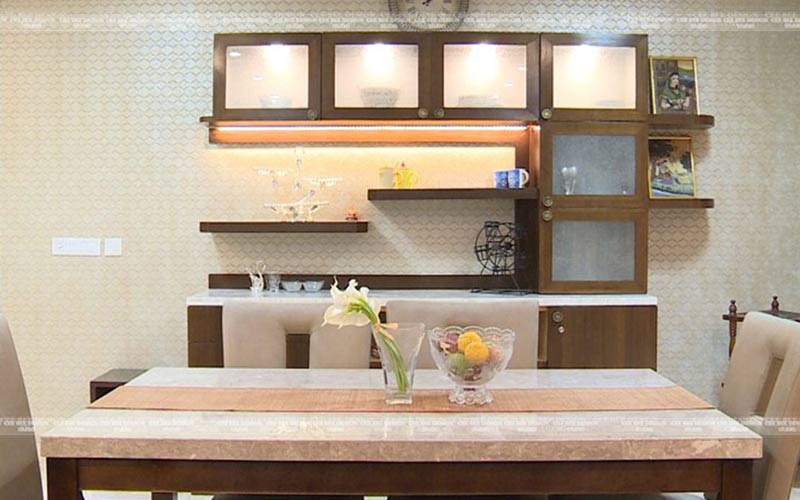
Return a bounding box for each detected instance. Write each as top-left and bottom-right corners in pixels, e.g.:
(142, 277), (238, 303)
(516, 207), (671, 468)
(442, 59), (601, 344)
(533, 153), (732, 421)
(0, 315), (43, 500)
(222, 301), (371, 369)
(720, 312), (800, 500)
(385, 299), (539, 369)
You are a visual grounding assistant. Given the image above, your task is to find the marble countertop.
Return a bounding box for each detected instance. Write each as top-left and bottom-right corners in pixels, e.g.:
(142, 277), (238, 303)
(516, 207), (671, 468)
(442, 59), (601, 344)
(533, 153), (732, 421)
(41, 368), (760, 463)
(187, 289), (658, 307)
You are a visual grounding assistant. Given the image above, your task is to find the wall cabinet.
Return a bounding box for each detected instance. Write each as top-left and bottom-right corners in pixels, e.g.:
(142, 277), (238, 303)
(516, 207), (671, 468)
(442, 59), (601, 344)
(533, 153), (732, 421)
(544, 306), (657, 369)
(539, 33), (649, 122)
(214, 32), (539, 121)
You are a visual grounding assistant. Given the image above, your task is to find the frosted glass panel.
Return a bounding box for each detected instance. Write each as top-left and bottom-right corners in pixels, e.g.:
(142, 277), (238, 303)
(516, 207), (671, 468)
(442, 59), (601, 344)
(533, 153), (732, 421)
(443, 44), (527, 108)
(225, 45), (309, 109)
(552, 135), (636, 195)
(334, 44), (419, 108)
(552, 221), (635, 281)
(552, 45), (636, 109)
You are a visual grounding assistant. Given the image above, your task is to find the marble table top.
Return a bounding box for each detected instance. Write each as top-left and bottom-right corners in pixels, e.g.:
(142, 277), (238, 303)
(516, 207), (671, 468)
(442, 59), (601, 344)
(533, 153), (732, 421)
(41, 368), (761, 463)
(187, 289), (658, 308)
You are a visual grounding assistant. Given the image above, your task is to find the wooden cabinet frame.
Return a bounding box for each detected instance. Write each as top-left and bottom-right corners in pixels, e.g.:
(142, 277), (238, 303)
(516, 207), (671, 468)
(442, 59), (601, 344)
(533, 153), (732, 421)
(538, 208), (648, 293)
(430, 32), (539, 120)
(540, 33), (649, 122)
(321, 32), (433, 120)
(213, 33), (322, 121)
(540, 121), (649, 208)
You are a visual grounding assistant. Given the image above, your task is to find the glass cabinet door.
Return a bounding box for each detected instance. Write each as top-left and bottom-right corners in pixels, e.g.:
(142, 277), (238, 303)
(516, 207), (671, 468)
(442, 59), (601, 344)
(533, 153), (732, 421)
(539, 208), (648, 293)
(540, 122), (648, 208)
(540, 34), (648, 121)
(322, 33), (431, 119)
(213, 33), (321, 120)
(431, 33), (538, 120)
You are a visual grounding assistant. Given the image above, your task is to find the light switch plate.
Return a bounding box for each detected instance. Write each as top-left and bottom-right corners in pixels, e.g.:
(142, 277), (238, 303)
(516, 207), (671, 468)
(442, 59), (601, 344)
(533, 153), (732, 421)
(52, 237), (102, 256)
(104, 238), (122, 257)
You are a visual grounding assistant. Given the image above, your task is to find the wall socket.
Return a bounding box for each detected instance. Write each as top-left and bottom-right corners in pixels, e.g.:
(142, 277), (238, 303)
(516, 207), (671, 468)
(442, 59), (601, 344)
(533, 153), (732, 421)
(52, 237), (102, 256)
(104, 238), (122, 257)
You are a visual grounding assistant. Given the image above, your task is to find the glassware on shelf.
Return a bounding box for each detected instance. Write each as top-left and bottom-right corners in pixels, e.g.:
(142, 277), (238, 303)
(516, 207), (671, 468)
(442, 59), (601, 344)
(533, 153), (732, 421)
(304, 177), (343, 189)
(254, 167), (289, 189)
(267, 273), (281, 293)
(264, 201), (330, 222)
(560, 165), (578, 195)
(245, 260), (266, 295)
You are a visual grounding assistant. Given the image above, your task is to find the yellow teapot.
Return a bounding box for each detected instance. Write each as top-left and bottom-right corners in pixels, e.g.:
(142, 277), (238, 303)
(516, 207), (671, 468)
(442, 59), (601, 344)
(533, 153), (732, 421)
(393, 162), (420, 189)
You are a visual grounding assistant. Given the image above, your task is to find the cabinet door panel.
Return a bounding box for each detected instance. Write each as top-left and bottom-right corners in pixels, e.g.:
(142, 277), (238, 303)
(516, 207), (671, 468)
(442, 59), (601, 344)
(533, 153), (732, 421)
(213, 33), (321, 120)
(546, 306), (657, 369)
(541, 121), (648, 207)
(432, 33), (539, 120)
(540, 33), (648, 122)
(539, 208), (648, 293)
(322, 33), (431, 119)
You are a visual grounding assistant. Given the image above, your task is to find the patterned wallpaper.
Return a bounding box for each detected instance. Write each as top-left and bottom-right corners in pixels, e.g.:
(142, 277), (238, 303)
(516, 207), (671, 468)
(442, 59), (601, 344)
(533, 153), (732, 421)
(0, 0), (799, 428)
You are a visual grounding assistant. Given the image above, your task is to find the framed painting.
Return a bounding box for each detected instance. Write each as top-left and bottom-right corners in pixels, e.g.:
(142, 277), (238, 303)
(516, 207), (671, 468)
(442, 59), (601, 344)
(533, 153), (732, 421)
(650, 56), (699, 115)
(648, 136), (697, 198)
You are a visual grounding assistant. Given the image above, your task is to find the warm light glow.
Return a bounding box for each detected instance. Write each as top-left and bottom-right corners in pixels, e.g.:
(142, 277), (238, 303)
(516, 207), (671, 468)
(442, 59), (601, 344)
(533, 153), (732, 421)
(469, 43), (498, 77)
(214, 125), (528, 132)
(363, 43), (396, 78)
(564, 44), (600, 76)
(228, 49), (241, 58)
(262, 43), (291, 69)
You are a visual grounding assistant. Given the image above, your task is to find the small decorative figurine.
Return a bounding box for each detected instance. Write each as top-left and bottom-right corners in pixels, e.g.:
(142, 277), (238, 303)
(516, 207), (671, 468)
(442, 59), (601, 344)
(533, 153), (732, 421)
(345, 206), (359, 221)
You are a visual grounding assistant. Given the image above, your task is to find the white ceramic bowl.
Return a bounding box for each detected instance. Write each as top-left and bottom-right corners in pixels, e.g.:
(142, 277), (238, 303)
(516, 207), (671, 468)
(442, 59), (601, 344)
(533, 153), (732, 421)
(359, 87), (400, 107)
(281, 281), (303, 292)
(302, 280), (325, 292)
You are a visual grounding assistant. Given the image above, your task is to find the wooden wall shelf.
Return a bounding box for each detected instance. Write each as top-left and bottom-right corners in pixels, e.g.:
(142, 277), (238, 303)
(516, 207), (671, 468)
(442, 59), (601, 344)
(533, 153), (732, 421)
(649, 198), (714, 209)
(200, 221), (368, 233)
(368, 187), (539, 201)
(648, 114), (715, 130)
(200, 117), (534, 144)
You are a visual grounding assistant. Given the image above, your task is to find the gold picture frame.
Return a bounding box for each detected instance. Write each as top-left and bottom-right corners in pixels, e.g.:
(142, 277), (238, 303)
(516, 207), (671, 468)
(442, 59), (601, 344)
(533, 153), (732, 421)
(648, 136), (697, 199)
(649, 56), (699, 115)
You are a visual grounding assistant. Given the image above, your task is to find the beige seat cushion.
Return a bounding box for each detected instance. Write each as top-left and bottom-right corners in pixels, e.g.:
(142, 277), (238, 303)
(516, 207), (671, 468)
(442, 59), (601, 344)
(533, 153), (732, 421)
(223, 301), (370, 369)
(0, 315), (42, 500)
(385, 299), (539, 369)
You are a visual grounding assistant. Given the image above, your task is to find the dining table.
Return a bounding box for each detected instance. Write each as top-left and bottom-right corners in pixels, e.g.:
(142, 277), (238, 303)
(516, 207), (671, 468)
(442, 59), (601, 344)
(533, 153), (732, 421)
(41, 368), (761, 499)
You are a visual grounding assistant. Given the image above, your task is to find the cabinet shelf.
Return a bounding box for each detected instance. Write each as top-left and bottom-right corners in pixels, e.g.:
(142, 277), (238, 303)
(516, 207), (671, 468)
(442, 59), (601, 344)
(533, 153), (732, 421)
(649, 198), (714, 209)
(648, 114), (715, 130)
(199, 221), (368, 233)
(368, 187), (538, 201)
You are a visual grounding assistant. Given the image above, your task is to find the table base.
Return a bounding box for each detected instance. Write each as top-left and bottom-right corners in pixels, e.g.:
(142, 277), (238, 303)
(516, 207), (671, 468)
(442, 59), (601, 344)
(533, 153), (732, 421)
(47, 458), (753, 500)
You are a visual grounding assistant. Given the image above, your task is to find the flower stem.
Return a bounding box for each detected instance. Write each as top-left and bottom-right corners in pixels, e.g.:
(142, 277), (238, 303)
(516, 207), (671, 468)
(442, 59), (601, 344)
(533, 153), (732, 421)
(375, 325), (409, 393)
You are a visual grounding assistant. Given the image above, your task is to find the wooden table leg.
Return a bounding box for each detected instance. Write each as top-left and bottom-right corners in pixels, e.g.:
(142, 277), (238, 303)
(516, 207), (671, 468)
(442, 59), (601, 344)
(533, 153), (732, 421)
(151, 494), (178, 500)
(47, 458), (85, 500)
(718, 460), (753, 499)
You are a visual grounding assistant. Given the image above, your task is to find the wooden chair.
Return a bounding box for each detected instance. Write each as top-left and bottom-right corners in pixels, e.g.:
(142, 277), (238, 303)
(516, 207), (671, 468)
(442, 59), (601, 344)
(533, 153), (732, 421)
(218, 301), (370, 500)
(555, 312), (800, 500)
(0, 314), (43, 499)
(386, 299), (543, 500)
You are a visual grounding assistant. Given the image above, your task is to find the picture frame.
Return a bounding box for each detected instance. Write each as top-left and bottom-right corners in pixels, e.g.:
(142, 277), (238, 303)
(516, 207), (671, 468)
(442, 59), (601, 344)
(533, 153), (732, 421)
(648, 136), (697, 198)
(649, 56), (699, 115)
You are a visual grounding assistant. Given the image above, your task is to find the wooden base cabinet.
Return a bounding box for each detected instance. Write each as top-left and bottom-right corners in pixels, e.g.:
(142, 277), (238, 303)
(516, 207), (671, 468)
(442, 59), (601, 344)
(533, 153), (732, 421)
(544, 306), (657, 369)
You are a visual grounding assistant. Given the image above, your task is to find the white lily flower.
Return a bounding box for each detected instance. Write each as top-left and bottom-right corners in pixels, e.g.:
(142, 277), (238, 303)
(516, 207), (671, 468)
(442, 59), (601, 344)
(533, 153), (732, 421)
(323, 279), (378, 327)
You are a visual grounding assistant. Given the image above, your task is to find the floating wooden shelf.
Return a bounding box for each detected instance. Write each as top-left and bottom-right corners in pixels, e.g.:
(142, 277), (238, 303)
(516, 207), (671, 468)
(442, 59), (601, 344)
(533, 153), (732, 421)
(368, 187), (539, 201)
(200, 116), (533, 144)
(200, 221), (368, 233)
(648, 114), (715, 130)
(649, 198), (714, 209)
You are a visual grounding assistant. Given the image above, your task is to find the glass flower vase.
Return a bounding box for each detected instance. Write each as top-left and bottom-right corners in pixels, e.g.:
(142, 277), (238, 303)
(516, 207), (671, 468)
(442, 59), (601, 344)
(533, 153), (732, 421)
(372, 323), (426, 405)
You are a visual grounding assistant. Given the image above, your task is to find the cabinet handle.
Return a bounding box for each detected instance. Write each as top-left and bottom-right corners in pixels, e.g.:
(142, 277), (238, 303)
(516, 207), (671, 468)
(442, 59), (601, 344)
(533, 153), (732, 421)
(552, 311), (563, 323)
(433, 108), (445, 119)
(557, 325), (567, 335)
(542, 209), (553, 222)
(542, 195), (553, 208)
(418, 108), (429, 119)
(541, 108), (552, 120)
(307, 109), (319, 120)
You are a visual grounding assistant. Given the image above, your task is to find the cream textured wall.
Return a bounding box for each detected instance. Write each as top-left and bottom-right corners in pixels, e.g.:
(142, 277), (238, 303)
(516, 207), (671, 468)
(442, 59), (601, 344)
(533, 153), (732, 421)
(0, 0), (799, 428)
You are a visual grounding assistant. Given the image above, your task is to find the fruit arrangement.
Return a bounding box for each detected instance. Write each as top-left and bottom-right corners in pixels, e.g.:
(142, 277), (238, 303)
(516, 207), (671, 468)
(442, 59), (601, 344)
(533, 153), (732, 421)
(432, 327), (512, 384)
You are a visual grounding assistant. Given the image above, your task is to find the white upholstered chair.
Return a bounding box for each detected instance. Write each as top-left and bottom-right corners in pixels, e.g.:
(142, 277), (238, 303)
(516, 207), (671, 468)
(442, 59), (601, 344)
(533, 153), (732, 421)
(384, 298), (540, 369)
(0, 314), (43, 500)
(218, 301), (370, 500)
(222, 301), (372, 369)
(555, 312), (800, 500)
(385, 298), (543, 500)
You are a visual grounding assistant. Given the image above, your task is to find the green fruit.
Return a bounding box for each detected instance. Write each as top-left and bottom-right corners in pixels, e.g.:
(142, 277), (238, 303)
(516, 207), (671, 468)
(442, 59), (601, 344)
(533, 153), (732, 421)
(447, 353), (469, 377)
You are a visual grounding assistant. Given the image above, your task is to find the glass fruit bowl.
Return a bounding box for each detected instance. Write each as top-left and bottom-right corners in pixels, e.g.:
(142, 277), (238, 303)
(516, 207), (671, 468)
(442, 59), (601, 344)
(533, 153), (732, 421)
(428, 326), (515, 405)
